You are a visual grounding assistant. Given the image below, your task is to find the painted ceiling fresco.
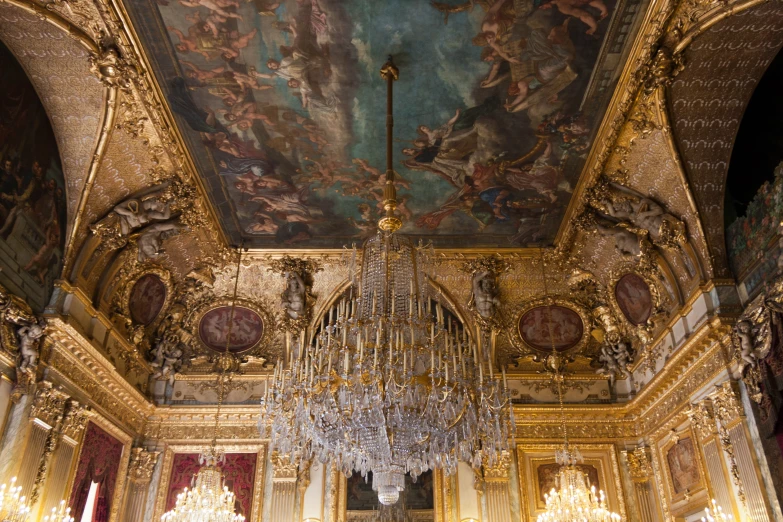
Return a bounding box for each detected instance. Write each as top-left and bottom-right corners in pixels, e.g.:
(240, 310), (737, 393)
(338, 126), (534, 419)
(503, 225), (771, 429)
(125, 0), (645, 248)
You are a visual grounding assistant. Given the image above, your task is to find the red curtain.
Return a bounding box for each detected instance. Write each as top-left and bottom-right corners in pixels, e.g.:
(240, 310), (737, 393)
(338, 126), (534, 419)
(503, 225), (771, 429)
(166, 453), (257, 518)
(69, 422), (124, 522)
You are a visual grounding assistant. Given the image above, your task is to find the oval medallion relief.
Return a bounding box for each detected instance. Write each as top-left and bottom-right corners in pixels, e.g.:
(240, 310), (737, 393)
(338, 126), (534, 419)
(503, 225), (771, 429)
(518, 305), (584, 352)
(198, 306), (264, 354)
(128, 274), (167, 325)
(614, 273), (653, 325)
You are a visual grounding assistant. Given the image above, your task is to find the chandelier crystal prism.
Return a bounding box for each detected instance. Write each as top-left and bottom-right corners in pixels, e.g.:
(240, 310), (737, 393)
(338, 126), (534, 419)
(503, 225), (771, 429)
(259, 56), (514, 505)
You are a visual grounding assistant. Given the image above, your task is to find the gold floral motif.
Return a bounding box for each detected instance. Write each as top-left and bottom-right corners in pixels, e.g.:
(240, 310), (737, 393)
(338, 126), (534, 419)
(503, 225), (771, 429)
(271, 451), (298, 480)
(625, 446), (653, 484)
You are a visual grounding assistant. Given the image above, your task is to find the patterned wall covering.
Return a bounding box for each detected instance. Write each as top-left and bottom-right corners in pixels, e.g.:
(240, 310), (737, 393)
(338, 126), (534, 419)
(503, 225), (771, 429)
(165, 453), (257, 519)
(726, 162), (783, 279)
(669, 2), (783, 277)
(68, 422), (125, 522)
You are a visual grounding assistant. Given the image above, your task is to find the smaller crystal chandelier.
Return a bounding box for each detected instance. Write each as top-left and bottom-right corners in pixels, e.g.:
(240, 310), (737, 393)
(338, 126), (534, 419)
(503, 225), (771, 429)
(0, 477), (31, 521)
(371, 490), (414, 522)
(701, 499), (732, 521)
(161, 248), (246, 522)
(536, 255), (623, 522)
(42, 500), (74, 522)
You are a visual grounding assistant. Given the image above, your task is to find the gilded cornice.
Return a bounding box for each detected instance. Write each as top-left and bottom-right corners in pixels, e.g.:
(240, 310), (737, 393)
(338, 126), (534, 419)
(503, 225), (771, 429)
(44, 317), (154, 433)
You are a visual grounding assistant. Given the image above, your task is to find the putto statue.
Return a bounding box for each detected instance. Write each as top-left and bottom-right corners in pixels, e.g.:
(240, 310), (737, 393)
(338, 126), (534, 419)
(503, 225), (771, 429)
(460, 254), (511, 329)
(595, 334), (632, 386)
(269, 256), (322, 330)
(17, 319), (46, 373)
(472, 270), (501, 320)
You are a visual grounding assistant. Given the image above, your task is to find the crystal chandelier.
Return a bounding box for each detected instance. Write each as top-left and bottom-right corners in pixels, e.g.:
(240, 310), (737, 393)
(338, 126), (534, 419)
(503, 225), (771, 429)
(260, 56), (514, 505)
(162, 249), (246, 522)
(0, 477), (31, 521)
(701, 499), (732, 521)
(536, 256), (623, 522)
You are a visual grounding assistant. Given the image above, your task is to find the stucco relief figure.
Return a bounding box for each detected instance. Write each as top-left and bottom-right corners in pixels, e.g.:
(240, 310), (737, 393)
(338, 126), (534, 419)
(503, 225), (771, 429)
(269, 256), (320, 329)
(472, 270), (501, 320)
(595, 336), (632, 386)
(137, 221), (187, 262)
(594, 221), (642, 258)
(599, 182), (686, 248)
(150, 331), (186, 385)
(735, 319), (758, 369)
(17, 319), (45, 373)
(282, 271), (308, 320)
(114, 197), (172, 236)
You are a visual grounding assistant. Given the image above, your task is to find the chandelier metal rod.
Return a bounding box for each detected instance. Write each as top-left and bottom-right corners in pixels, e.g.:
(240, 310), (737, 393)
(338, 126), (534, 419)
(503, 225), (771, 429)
(211, 244), (243, 449)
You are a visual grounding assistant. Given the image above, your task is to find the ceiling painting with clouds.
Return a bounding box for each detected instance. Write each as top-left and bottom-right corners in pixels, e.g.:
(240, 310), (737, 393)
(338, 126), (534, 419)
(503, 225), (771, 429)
(125, 0), (645, 248)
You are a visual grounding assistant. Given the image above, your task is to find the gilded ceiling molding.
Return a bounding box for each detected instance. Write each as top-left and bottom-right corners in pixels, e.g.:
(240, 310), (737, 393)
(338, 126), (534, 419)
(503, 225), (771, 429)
(556, 0), (771, 283)
(666, 0), (783, 276)
(44, 317), (154, 433)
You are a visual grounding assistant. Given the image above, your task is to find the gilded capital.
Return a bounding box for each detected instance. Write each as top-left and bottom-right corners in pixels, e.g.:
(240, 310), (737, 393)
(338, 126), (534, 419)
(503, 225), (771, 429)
(61, 400), (90, 440)
(271, 452), (298, 481)
(483, 451), (512, 481)
(128, 447), (161, 484)
(30, 381), (69, 427)
(625, 446), (652, 484)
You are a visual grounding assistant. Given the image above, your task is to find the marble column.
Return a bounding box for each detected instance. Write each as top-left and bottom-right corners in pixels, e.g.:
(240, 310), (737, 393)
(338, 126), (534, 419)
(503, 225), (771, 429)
(121, 448), (161, 522)
(625, 446), (660, 522)
(483, 452), (512, 522)
(457, 461), (482, 522)
(270, 452), (298, 522)
(301, 461), (325, 522)
(17, 382), (70, 509)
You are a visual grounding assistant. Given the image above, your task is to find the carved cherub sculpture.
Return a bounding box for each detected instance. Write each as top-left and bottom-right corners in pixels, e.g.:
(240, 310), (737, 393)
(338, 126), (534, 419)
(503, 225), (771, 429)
(472, 270), (501, 320)
(17, 319), (45, 373)
(282, 271), (308, 320)
(150, 331), (185, 386)
(735, 319), (758, 369)
(596, 336), (632, 386)
(114, 197), (172, 236)
(137, 221), (186, 262)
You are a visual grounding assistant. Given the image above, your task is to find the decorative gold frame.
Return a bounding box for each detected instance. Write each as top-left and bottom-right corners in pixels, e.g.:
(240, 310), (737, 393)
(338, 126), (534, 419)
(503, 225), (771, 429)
(656, 428), (708, 514)
(336, 471), (441, 522)
(186, 297), (275, 357)
(510, 297), (592, 356)
(608, 263), (665, 329)
(516, 443), (626, 522)
(115, 264), (174, 330)
(152, 443), (266, 522)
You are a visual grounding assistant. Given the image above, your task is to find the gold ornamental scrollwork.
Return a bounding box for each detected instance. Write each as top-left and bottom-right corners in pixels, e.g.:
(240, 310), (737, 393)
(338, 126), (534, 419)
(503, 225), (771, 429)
(128, 447), (161, 484)
(507, 296), (592, 358)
